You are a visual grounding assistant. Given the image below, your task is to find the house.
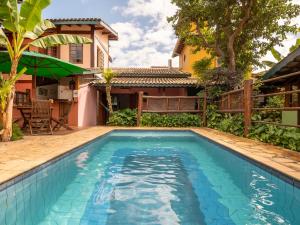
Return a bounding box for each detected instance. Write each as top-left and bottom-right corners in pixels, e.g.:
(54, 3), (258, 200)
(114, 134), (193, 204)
(10, 18), (200, 128)
(12, 18), (118, 127)
(92, 66), (198, 124)
(262, 47), (300, 126)
(172, 39), (218, 76)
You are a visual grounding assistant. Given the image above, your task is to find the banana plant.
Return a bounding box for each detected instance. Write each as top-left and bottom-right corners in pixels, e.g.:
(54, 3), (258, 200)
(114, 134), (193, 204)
(263, 31), (300, 68)
(0, 0), (92, 141)
(102, 68), (116, 116)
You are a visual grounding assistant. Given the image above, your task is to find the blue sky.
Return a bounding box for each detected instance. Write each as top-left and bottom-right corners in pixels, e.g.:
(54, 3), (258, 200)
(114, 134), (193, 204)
(44, 0), (300, 69)
(44, 0), (179, 68)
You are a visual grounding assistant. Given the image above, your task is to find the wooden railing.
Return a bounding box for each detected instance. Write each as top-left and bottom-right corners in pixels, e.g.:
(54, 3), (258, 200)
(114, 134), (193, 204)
(211, 71), (300, 136)
(14, 90), (31, 106)
(218, 88), (244, 113)
(137, 92), (207, 126)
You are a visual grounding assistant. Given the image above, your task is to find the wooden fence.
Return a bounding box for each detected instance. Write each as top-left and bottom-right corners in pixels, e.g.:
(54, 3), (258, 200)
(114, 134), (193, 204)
(136, 71), (300, 136)
(137, 92), (207, 126)
(213, 71), (300, 136)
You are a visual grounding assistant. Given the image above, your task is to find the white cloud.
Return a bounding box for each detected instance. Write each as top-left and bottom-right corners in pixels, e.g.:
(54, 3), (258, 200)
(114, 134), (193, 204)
(111, 0), (300, 69)
(110, 0), (178, 67)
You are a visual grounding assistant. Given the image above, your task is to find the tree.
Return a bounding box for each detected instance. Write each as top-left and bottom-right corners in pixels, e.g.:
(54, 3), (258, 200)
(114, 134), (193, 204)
(102, 68), (116, 116)
(169, 0), (300, 74)
(0, 0), (92, 141)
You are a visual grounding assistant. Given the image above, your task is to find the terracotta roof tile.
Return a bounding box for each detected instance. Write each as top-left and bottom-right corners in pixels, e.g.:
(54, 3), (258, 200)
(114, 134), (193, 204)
(95, 77), (198, 87)
(91, 67), (197, 87)
(111, 67), (191, 78)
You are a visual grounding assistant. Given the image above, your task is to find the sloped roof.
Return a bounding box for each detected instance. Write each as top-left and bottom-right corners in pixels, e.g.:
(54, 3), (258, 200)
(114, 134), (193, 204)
(93, 67), (198, 88)
(263, 47), (300, 80)
(49, 18), (118, 40)
(112, 67), (191, 77)
(172, 39), (185, 58)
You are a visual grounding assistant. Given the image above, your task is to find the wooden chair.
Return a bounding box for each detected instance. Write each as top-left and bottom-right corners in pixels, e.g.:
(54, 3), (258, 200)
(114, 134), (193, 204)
(29, 100), (53, 135)
(53, 101), (72, 131)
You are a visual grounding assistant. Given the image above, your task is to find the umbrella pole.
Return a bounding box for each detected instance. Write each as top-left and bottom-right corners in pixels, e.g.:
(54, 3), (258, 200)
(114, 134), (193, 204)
(32, 64), (37, 100)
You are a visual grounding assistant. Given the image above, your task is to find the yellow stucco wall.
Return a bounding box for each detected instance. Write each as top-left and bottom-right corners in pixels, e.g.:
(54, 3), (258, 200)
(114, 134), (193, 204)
(179, 46), (216, 77)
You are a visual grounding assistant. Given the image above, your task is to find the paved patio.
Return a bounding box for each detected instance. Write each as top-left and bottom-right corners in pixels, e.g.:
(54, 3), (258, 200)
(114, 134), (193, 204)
(0, 127), (299, 186)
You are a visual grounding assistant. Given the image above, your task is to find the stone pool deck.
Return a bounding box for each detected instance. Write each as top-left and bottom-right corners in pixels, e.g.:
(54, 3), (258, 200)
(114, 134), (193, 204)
(0, 127), (300, 186)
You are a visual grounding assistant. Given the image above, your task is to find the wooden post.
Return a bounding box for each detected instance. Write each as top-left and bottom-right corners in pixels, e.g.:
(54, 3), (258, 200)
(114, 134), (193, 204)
(137, 91), (143, 126)
(284, 84), (292, 107)
(244, 79), (253, 136)
(297, 81), (300, 125)
(227, 93), (231, 110)
(202, 90), (207, 127)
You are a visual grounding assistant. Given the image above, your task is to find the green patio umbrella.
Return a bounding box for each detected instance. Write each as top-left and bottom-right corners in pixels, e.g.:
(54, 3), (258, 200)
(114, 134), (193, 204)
(0, 51), (88, 79)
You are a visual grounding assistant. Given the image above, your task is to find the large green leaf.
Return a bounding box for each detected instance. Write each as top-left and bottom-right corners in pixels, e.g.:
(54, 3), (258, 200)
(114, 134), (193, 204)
(103, 68), (116, 84)
(0, 0), (19, 32)
(30, 34), (92, 48)
(289, 38), (300, 52)
(0, 28), (8, 47)
(24, 19), (55, 40)
(262, 60), (276, 68)
(271, 48), (283, 62)
(20, 0), (51, 32)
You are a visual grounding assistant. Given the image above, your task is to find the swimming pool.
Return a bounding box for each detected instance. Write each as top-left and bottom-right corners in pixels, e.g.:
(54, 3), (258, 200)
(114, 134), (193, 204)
(0, 130), (299, 225)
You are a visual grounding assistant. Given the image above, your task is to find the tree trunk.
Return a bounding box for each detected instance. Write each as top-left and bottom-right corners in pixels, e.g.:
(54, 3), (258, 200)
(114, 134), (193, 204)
(1, 89), (15, 142)
(227, 37), (236, 73)
(1, 58), (18, 141)
(106, 84), (113, 116)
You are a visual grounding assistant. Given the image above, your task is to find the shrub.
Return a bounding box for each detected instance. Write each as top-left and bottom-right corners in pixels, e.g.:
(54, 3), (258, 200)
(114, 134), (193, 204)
(249, 125), (300, 151)
(206, 105), (244, 136)
(207, 104), (300, 151)
(12, 123), (23, 141)
(0, 123), (23, 141)
(107, 109), (137, 126)
(141, 113), (201, 127)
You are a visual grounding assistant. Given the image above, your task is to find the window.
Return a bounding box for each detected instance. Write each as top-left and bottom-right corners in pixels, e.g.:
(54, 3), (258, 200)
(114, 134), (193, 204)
(183, 54), (186, 63)
(97, 48), (104, 69)
(70, 44), (83, 64)
(46, 47), (58, 58)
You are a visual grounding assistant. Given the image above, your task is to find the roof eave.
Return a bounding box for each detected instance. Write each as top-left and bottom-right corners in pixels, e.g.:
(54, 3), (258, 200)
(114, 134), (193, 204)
(263, 47), (300, 80)
(49, 18), (118, 41)
(172, 39), (184, 58)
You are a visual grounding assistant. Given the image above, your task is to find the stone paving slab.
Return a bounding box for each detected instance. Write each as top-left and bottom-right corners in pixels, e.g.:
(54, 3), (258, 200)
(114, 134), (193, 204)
(0, 127), (299, 186)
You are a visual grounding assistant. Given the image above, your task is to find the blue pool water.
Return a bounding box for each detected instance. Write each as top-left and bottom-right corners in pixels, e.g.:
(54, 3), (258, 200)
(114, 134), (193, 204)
(0, 131), (300, 225)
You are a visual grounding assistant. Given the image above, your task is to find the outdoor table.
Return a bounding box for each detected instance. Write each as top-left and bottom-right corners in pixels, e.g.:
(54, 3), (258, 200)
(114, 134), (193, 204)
(16, 105), (72, 131)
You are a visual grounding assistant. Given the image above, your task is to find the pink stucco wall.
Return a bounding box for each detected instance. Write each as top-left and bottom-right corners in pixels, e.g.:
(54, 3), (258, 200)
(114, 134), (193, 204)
(78, 85), (98, 127)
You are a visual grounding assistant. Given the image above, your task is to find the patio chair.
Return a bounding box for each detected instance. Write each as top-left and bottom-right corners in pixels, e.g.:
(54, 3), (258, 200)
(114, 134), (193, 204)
(29, 100), (53, 135)
(53, 101), (73, 131)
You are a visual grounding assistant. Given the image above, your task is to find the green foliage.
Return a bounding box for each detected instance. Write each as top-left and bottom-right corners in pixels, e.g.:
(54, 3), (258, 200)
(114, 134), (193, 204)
(0, 123), (23, 141)
(207, 102), (300, 151)
(193, 57), (213, 78)
(107, 109), (137, 127)
(254, 95), (284, 123)
(207, 105), (244, 136)
(141, 113), (201, 127)
(169, 0), (300, 72)
(11, 123), (23, 141)
(102, 68), (116, 84)
(249, 125), (300, 151)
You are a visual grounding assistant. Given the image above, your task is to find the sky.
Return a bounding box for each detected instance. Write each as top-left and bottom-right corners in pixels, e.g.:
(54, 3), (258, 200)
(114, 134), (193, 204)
(44, 0), (300, 69)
